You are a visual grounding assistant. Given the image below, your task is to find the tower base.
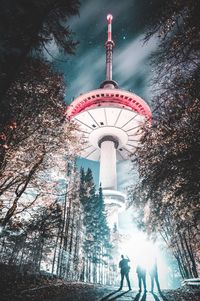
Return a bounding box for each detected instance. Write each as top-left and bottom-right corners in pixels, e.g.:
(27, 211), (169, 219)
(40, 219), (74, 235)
(102, 189), (126, 229)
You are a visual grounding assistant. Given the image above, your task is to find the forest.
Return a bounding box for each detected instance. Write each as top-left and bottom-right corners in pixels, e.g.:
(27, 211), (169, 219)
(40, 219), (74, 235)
(129, 0), (200, 280)
(0, 1), (199, 301)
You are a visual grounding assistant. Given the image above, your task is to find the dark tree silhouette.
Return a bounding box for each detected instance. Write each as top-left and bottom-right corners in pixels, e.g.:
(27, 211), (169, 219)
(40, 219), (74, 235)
(0, 0), (80, 100)
(0, 58), (79, 229)
(80, 168), (111, 283)
(129, 0), (200, 278)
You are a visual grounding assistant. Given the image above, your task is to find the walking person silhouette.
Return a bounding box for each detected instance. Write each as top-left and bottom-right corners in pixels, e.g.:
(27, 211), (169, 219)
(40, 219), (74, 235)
(149, 260), (161, 293)
(118, 255), (131, 291)
(136, 264), (147, 292)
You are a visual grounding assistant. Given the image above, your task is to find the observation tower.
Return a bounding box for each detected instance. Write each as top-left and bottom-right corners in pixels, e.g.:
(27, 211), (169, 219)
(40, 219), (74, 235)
(66, 14), (151, 228)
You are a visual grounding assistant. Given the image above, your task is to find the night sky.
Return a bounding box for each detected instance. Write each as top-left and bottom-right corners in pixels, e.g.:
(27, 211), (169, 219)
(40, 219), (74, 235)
(47, 0), (158, 189)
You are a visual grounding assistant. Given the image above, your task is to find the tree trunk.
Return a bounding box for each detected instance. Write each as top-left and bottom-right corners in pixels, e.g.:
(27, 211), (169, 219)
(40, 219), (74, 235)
(1, 153), (44, 227)
(57, 188), (68, 277)
(183, 231), (198, 277)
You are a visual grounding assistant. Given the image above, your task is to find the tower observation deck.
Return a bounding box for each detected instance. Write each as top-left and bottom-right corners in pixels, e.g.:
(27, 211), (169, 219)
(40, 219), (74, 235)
(66, 14), (151, 228)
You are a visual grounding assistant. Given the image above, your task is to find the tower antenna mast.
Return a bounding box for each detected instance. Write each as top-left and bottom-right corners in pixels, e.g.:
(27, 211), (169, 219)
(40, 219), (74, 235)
(106, 14), (114, 81)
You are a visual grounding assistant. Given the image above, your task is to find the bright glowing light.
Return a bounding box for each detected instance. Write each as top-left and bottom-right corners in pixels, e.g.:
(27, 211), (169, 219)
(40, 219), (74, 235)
(118, 231), (169, 289)
(107, 14), (113, 22)
(120, 233), (158, 270)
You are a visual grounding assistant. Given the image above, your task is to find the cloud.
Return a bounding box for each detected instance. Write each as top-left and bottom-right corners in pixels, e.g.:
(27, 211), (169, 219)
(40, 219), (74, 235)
(65, 47), (105, 102)
(45, 0), (158, 102)
(114, 35), (157, 88)
(63, 33), (157, 102)
(117, 160), (138, 191)
(69, 0), (135, 36)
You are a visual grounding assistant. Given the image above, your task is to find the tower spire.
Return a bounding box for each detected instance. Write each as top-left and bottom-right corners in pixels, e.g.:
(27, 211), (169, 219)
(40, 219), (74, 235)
(105, 14), (114, 81)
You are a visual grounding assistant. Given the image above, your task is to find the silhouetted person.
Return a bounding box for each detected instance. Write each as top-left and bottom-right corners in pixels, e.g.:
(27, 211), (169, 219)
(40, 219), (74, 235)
(119, 255), (131, 290)
(149, 261), (161, 293)
(136, 264), (147, 292)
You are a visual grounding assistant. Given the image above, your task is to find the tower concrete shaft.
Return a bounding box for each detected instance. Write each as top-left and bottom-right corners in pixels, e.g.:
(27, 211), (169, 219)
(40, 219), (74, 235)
(99, 140), (117, 190)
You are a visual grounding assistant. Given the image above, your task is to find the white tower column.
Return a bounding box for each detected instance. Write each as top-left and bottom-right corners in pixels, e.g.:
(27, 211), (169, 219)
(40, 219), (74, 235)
(99, 140), (117, 190)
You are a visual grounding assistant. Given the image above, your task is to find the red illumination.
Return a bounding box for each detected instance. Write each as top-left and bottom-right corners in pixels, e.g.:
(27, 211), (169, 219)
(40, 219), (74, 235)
(107, 14), (113, 23)
(66, 89), (152, 121)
